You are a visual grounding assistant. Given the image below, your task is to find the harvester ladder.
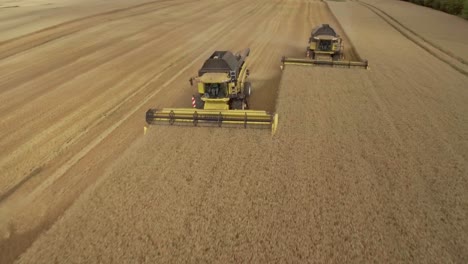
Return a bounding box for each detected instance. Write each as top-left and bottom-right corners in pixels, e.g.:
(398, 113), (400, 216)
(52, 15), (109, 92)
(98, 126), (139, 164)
(229, 70), (236, 81)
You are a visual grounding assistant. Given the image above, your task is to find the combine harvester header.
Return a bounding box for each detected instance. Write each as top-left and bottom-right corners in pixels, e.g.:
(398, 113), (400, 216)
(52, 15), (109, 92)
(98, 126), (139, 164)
(145, 48), (278, 135)
(146, 108), (278, 130)
(281, 24), (369, 70)
(280, 56), (369, 69)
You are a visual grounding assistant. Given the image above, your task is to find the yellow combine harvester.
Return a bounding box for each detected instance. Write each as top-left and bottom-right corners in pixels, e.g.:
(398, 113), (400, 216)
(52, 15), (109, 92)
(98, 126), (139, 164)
(307, 24), (344, 61)
(281, 24), (369, 69)
(145, 48), (278, 134)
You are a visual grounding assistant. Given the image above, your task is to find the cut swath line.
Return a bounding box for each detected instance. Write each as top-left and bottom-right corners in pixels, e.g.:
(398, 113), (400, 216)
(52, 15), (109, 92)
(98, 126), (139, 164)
(0, 167), (42, 203)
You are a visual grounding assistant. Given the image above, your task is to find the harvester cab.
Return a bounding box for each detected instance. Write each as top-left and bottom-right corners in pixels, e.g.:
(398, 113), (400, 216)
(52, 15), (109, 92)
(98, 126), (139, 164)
(281, 23), (369, 70)
(145, 48), (278, 135)
(307, 24), (343, 61)
(190, 49), (251, 111)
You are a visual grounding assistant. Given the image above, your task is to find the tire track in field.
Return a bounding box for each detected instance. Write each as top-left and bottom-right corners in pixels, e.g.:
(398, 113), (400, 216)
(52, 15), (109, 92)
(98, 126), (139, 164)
(359, 0), (468, 66)
(354, 0), (468, 76)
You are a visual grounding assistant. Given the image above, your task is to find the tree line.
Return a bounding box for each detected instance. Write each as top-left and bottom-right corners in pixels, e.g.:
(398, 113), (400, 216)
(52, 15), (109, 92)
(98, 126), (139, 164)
(402, 0), (468, 19)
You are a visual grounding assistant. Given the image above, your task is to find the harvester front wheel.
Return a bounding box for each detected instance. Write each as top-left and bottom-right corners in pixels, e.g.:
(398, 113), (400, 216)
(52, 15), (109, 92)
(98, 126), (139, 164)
(231, 99), (247, 110)
(332, 53), (341, 61)
(244, 82), (252, 97)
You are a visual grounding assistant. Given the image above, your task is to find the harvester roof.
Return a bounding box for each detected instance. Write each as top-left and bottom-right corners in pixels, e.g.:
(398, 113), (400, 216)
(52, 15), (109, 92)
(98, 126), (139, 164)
(198, 51), (242, 76)
(311, 24), (338, 38)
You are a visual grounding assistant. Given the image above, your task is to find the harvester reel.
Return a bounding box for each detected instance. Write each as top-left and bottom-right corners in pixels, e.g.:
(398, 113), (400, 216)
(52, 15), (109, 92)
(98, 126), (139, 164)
(146, 108), (278, 135)
(281, 55), (369, 69)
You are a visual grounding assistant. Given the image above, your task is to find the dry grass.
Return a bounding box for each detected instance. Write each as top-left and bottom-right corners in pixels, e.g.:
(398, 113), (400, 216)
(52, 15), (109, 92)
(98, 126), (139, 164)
(17, 63), (468, 262)
(1, 0), (468, 263)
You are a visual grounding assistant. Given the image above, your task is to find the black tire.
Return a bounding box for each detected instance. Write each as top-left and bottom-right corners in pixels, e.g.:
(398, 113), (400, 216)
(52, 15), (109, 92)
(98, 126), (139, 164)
(231, 100), (244, 110)
(332, 53), (341, 61)
(244, 82), (252, 97)
(244, 99), (249, 110)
